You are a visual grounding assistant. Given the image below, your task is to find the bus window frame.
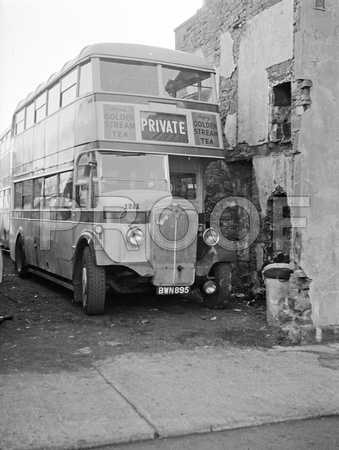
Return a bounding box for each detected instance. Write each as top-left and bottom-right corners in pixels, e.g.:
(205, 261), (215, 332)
(99, 58), (159, 97)
(33, 177), (44, 209)
(170, 171), (198, 201)
(79, 60), (93, 97)
(35, 91), (47, 123)
(15, 109), (25, 134)
(162, 65), (214, 102)
(75, 152), (97, 209)
(25, 103), (35, 129)
(47, 82), (61, 115)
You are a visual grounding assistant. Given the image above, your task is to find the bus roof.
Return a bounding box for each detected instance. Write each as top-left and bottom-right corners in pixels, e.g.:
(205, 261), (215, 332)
(80, 43), (213, 70)
(15, 43), (214, 113)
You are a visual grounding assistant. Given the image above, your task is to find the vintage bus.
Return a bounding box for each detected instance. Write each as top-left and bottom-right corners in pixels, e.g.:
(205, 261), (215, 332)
(0, 127), (11, 251)
(5, 43), (237, 315)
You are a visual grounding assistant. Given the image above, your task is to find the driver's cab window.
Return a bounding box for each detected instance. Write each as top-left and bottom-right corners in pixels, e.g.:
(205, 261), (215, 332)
(75, 153), (98, 208)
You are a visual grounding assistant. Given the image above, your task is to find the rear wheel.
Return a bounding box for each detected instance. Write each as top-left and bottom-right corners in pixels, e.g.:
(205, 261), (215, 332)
(15, 238), (28, 278)
(81, 246), (106, 315)
(202, 262), (232, 309)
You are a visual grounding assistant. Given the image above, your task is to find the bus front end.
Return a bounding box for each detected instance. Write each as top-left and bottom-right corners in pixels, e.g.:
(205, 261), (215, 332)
(73, 151), (203, 313)
(149, 196), (198, 295)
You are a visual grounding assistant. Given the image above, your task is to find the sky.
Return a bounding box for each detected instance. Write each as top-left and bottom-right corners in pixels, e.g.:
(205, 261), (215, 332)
(0, 0), (203, 132)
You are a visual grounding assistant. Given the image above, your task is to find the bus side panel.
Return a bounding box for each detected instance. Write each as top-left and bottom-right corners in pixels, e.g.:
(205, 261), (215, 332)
(75, 97), (98, 146)
(54, 218), (75, 279)
(11, 212), (32, 263)
(59, 103), (76, 151)
(29, 210), (57, 273)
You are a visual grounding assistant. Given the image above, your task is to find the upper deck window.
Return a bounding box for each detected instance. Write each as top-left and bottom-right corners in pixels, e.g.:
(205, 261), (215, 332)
(48, 83), (61, 114)
(35, 92), (47, 122)
(79, 61), (93, 96)
(61, 69), (77, 107)
(100, 60), (158, 96)
(15, 109), (25, 134)
(162, 66), (214, 103)
(25, 103), (34, 128)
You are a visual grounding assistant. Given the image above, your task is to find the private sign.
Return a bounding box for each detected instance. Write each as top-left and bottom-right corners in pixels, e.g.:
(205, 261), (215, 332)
(140, 112), (188, 143)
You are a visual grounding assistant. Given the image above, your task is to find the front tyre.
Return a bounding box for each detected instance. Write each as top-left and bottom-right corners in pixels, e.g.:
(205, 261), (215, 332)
(81, 247), (106, 316)
(202, 262), (232, 310)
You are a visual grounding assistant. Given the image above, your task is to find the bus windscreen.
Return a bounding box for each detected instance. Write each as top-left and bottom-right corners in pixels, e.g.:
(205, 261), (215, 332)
(99, 153), (168, 192)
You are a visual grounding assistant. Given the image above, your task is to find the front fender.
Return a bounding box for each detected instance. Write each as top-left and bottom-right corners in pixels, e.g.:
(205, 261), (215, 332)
(72, 231), (99, 275)
(14, 228), (25, 249)
(196, 241), (237, 277)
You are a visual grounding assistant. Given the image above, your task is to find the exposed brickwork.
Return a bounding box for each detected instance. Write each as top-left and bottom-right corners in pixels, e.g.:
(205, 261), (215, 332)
(180, 0), (284, 67)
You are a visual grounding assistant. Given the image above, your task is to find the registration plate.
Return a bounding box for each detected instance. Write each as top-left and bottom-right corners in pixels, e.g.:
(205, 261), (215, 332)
(156, 286), (190, 295)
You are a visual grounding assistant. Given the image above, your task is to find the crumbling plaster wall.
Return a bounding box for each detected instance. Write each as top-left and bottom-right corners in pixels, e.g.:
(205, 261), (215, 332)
(176, 0), (339, 327)
(237, 0), (294, 146)
(253, 155), (294, 217)
(293, 0), (339, 326)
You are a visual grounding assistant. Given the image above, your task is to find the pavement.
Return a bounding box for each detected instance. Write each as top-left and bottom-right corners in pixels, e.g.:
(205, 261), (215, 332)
(1, 343), (339, 450)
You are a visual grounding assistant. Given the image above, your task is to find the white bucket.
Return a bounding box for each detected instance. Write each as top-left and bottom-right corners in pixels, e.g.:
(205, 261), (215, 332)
(263, 263), (291, 327)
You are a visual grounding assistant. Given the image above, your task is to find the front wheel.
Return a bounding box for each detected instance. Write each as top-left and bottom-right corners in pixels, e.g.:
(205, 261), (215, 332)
(81, 247), (106, 316)
(202, 262), (232, 310)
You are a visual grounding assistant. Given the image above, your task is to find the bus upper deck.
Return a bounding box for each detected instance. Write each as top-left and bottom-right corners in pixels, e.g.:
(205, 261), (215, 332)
(11, 43), (223, 181)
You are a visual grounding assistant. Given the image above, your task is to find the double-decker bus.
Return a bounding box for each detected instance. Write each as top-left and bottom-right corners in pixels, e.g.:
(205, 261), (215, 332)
(0, 127), (11, 251)
(4, 43), (236, 315)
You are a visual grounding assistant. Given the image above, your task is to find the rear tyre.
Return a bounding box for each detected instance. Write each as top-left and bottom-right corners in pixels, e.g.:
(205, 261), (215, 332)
(81, 246), (106, 316)
(202, 262), (232, 310)
(15, 238), (29, 278)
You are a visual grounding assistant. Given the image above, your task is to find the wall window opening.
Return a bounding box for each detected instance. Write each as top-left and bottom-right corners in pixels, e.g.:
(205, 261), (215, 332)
(314, 0), (325, 9)
(273, 82), (291, 107)
(271, 81), (292, 142)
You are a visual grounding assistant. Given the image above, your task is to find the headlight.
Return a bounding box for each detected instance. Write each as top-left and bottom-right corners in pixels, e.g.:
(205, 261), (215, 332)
(203, 228), (219, 246)
(126, 227), (144, 246)
(203, 280), (217, 294)
(94, 224), (103, 235)
(198, 224), (206, 235)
